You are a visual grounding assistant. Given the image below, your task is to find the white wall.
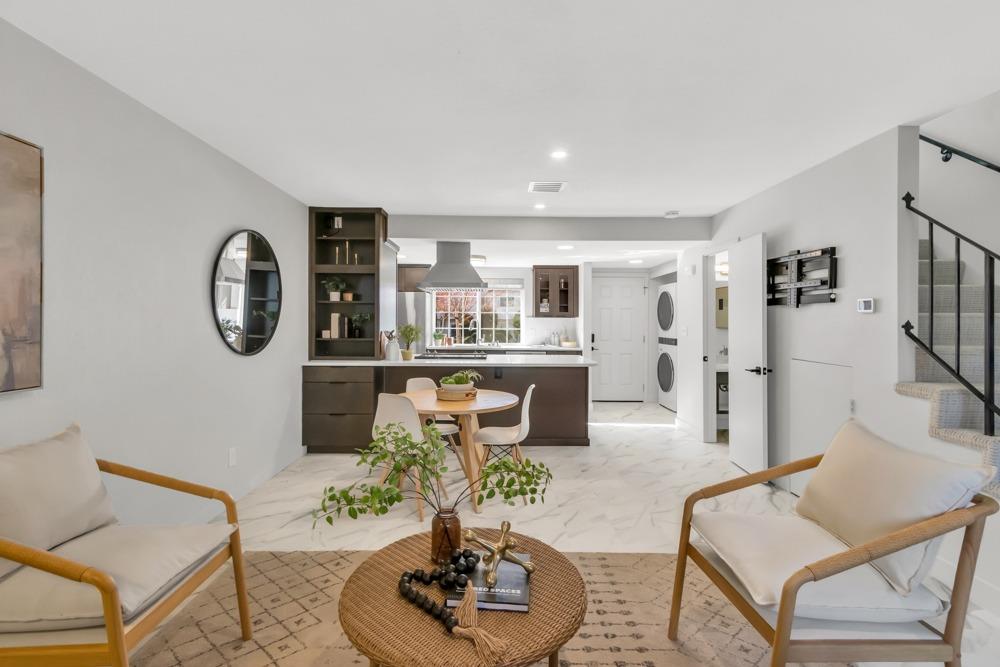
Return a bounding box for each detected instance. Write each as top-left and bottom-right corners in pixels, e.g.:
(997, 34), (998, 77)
(0, 19), (307, 525)
(678, 125), (1000, 620)
(919, 89), (1000, 285)
(391, 215), (712, 242)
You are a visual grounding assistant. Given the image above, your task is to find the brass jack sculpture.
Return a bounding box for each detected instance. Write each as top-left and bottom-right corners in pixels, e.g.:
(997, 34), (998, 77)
(463, 521), (535, 588)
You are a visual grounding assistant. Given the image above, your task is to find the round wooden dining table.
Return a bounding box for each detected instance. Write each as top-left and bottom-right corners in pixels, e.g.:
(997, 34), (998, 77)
(400, 388), (519, 513)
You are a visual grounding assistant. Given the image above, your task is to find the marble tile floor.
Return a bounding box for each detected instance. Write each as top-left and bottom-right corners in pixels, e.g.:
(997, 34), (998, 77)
(239, 402), (796, 553)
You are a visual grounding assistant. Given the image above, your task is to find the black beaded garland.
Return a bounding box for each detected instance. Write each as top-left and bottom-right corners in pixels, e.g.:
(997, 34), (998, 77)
(397, 562), (475, 633)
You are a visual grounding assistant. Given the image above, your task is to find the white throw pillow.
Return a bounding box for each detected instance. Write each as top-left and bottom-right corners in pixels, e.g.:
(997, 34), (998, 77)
(0, 424), (116, 579)
(796, 420), (995, 595)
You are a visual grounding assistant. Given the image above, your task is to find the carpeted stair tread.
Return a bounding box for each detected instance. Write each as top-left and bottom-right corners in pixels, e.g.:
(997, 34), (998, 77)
(918, 259), (963, 286)
(895, 382), (1000, 493)
(915, 313), (1000, 346)
(919, 284), (1000, 313)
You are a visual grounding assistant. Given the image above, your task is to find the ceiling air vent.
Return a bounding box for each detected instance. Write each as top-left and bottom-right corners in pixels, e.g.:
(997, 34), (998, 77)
(528, 181), (566, 193)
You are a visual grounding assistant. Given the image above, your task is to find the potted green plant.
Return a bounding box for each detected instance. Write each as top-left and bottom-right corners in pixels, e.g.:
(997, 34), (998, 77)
(439, 369), (484, 392)
(432, 331), (445, 346)
(398, 323), (421, 360)
(321, 276), (347, 301)
(349, 311), (372, 338)
(314, 423), (553, 564)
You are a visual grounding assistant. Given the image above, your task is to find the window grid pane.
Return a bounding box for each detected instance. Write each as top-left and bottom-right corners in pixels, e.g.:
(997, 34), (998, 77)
(432, 288), (522, 344)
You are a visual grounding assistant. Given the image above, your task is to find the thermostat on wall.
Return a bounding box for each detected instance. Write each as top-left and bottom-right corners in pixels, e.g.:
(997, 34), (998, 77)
(857, 298), (875, 313)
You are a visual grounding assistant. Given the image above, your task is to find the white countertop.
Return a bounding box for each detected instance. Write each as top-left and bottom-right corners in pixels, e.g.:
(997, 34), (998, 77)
(305, 354), (596, 367)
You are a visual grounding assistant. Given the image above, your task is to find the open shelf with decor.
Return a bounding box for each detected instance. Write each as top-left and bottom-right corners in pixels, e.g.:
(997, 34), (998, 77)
(309, 207), (388, 360)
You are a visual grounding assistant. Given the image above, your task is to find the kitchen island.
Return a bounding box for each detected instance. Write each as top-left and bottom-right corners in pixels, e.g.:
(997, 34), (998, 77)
(302, 354), (595, 453)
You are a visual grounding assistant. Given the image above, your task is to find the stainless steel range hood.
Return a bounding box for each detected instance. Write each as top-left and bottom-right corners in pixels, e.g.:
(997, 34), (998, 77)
(418, 241), (487, 292)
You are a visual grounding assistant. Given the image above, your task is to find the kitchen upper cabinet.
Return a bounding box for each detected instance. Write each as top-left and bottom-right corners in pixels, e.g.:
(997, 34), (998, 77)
(533, 265), (578, 317)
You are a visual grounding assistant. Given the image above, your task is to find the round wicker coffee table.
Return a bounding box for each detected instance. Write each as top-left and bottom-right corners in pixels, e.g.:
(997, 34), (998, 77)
(339, 529), (587, 667)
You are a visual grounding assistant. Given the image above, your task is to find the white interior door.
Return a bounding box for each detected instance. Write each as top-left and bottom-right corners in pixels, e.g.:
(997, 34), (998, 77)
(592, 275), (647, 400)
(727, 234), (768, 473)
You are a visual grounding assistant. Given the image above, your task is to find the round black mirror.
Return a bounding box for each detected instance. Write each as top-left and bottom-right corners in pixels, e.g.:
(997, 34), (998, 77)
(211, 230), (282, 355)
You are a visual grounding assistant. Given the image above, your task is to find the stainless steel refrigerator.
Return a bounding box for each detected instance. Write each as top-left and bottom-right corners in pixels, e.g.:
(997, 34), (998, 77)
(396, 290), (427, 354)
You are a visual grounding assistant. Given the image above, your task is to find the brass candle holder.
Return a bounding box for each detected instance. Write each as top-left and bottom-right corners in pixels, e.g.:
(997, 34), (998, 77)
(463, 521), (535, 588)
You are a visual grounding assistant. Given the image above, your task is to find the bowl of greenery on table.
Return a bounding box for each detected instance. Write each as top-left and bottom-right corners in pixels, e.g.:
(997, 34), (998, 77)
(314, 422), (553, 564)
(439, 369), (483, 392)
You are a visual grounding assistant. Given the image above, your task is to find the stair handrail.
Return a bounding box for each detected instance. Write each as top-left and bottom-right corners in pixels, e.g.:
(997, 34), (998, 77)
(921, 134), (1000, 175)
(901, 192), (999, 435)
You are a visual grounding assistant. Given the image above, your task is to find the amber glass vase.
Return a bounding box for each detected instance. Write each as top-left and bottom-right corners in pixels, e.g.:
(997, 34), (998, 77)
(431, 510), (462, 565)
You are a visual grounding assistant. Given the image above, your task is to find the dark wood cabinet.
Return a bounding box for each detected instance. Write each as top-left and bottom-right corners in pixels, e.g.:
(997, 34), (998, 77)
(397, 264), (430, 292)
(301, 366), (378, 453)
(532, 265), (578, 317)
(309, 207), (388, 360)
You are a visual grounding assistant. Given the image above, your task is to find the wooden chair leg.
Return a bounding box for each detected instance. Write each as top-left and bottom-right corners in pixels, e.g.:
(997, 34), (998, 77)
(514, 443), (525, 464)
(229, 529), (253, 640)
(668, 495), (697, 640)
(89, 572), (128, 667)
(438, 476), (449, 500)
(944, 516), (988, 667)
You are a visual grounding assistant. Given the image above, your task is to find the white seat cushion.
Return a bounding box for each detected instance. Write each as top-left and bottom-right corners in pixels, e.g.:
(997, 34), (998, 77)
(0, 424), (116, 579)
(474, 425), (521, 446)
(796, 419), (995, 595)
(691, 511), (947, 623)
(434, 421), (460, 436)
(0, 523), (234, 632)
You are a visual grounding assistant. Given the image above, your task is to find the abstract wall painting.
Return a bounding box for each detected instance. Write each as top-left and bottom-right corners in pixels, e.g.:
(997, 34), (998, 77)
(0, 132), (42, 393)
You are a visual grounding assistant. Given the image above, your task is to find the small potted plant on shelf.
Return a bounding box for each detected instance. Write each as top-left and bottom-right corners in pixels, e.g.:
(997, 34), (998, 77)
(314, 423), (553, 564)
(398, 323), (421, 361)
(349, 312), (372, 338)
(439, 369), (484, 392)
(321, 276), (347, 302)
(432, 331), (445, 346)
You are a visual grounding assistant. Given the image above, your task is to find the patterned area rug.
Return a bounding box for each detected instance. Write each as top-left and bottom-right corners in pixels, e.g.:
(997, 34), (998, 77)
(133, 551), (846, 667)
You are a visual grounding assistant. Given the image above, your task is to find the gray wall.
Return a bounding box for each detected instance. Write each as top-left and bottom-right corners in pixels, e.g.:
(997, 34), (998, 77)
(0, 19), (307, 525)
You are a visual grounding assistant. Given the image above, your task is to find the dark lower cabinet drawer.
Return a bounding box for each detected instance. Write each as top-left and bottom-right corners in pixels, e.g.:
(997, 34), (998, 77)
(302, 366), (375, 383)
(303, 414), (373, 453)
(303, 382), (374, 414)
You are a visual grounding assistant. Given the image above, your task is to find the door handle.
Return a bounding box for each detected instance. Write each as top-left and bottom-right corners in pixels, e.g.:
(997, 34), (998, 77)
(745, 366), (763, 375)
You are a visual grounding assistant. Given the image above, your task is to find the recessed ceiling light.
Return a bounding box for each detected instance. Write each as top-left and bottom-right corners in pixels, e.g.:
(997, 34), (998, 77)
(534, 203), (546, 210)
(471, 254), (487, 266)
(397, 254), (407, 259)
(550, 149), (568, 159)
(557, 245), (574, 250)
(628, 259), (644, 264)
(664, 210), (680, 219)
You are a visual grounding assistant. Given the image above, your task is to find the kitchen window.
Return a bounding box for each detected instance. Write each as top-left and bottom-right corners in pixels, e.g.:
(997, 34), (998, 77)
(432, 288), (522, 344)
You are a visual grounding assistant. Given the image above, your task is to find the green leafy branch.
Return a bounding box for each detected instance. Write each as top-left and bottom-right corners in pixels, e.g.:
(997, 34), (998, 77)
(313, 422), (553, 526)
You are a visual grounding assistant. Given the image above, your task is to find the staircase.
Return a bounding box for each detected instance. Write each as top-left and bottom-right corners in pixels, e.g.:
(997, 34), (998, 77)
(897, 225), (1000, 492)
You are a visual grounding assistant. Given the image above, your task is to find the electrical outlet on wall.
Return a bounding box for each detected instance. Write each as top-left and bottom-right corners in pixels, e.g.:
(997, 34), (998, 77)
(228, 447), (238, 467)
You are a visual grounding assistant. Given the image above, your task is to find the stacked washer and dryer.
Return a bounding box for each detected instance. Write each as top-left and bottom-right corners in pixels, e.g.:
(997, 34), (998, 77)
(656, 280), (677, 412)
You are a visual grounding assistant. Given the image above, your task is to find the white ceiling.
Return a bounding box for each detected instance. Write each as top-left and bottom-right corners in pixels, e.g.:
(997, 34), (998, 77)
(395, 239), (691, 269)
(4, 1), (1000, 217)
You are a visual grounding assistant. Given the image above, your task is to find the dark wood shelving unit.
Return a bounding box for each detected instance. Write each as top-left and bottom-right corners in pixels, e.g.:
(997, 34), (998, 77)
(308, 207), (388, 360)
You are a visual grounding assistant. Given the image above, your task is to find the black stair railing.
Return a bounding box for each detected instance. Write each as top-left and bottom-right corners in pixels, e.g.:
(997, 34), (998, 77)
(921, 134), (1000, 175)
(901, 192), (999, 435)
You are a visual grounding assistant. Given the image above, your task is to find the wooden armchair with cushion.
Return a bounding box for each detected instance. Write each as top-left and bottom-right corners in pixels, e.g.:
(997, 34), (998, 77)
(668, 420), (998, 667)
(0, 424), (252, 667)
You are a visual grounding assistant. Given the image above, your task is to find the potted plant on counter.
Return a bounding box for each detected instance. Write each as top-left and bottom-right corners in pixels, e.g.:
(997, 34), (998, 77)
(439, 369), (483, 392)
(399, 324), (421, 360)
(314, 423), (553, 564)
(321, 276), (347, 301)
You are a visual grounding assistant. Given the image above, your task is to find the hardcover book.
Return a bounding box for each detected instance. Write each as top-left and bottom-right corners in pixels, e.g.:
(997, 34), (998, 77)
(445, 552), (531, 612)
